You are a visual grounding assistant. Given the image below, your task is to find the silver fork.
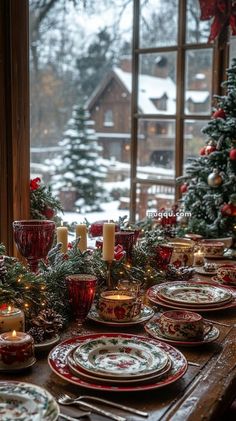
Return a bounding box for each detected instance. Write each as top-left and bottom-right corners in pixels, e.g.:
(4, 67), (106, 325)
(58, 392), (148, 417)
(57, 393), (127, 421)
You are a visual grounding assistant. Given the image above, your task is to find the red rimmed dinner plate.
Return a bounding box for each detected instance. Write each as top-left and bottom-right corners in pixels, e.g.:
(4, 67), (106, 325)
(48, 333), (187, 392)
(147, 283), (236, 312)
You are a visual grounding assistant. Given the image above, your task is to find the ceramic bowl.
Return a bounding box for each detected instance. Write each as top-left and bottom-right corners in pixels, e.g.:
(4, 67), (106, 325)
(199, 241), (225, 257)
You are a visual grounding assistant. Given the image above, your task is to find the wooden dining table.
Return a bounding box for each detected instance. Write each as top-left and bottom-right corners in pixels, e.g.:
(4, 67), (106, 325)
(1, 260), (236, 421)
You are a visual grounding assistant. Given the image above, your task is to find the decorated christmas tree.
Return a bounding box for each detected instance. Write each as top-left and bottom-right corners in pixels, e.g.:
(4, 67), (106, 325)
(178, 59), (236, 242)
(51, 105), (107, 212)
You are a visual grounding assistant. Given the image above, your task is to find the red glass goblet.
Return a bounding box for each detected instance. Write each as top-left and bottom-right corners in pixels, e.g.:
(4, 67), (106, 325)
(115, 231), (135, 262)
(156, 244), (173, 270)
(66, 274), (96, 333)
(13, 220), (55, 272)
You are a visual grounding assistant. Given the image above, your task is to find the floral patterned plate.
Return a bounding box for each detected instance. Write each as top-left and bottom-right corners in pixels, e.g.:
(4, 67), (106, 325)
(73, 335), (169, 378)
(67, 348), (172, 385)
(48, 333), (188, 392)
(155, 282), (232, 305)
(211, 276), (236, 287)
(145, 318), (220, 347)
(88, 305), (155, 327)
(0, 381), (59, 421)
(147, 282), (236, 312)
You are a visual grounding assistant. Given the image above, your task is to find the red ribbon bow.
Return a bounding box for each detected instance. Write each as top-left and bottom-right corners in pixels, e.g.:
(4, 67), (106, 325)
(199, 0), (236, 42)
(30, 177), (41, 191)
(114, 244), (125, 261)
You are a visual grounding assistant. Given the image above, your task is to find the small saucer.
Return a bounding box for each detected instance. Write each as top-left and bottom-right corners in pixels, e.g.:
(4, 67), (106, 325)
(145, 318), (219, 347)
(211, 276), (236, 287)
(88, 305), (155, 327)
(195, 267), (217, 276)
(34, 335), (60, 352)
(0, 357), (36, 372)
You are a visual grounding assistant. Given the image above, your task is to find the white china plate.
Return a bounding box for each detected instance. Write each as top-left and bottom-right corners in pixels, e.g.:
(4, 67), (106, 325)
(0, 381), (59, 421)
(67, 348), (172, 385)
(145, 318), (220, 347)
(156, 282), (232, 305)
(88, 305), (155, 326)
(73, 336), (169, 378)
(48, 333), (188, 392)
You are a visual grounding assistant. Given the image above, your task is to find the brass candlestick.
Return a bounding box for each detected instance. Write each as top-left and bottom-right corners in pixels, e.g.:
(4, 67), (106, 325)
(105, 260), (113, 290)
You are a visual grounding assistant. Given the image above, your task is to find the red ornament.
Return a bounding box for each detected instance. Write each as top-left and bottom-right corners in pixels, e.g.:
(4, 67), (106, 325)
(89, 221), (120, 237)
(221, 203), (233, 216)
(200, 147), (206, 156)
(180, 183), (188, 194)
(30, 177), (41, 191)
(229, 148), (236, 161)
(114, 244), (125, 261)
(212, 109), (226, 119)
(205, 145), (217, 155)
(41, 207), (54, 219)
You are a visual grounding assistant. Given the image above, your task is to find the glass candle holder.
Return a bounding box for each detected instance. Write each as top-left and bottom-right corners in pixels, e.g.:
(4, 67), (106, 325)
(115, 231), (135, 261)
(13, 220), (55, 272)
(66, 274), (97, 332)
(0, 331), (34, 370)
(0, 306), (25, 333)
(156, 244), (173, 270)
(117, 279), (142, 297)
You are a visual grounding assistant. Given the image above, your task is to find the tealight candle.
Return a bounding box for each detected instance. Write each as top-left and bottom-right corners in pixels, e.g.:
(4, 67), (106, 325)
(194, 250), (204, 266)
(0, 306), (25, 333)
(0, 330), (34, 370)
(57, 225), (68, 253)
(105, 294), (133, 300)
(75, 224), (87, 252)
(103, 222), (115, 261)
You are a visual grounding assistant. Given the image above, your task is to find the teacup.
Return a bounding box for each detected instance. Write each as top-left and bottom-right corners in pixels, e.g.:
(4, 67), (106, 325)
(159, 310), (209, 341)
(98, 290), (141, 322)
(199, 241), (225, 257)
(217, 264), (236, 284)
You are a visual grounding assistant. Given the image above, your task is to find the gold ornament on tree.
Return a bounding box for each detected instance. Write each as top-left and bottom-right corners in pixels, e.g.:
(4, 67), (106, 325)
(207, 169), (223, 188)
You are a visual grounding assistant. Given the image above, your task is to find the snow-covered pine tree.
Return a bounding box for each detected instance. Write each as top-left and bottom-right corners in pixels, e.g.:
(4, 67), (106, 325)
(178, 59), (236, 242)
(52, 105), (107, 212)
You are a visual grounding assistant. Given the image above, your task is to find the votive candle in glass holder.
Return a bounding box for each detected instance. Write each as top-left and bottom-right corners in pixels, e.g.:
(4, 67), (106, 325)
(0, 306), (25, 333)
(193, 250), (204, 266)
(0, 330), (34, 370)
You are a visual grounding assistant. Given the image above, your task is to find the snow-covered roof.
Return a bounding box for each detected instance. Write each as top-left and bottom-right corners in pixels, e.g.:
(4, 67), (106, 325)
(185, 90), (209, 103)
(113, 67), (176, 114)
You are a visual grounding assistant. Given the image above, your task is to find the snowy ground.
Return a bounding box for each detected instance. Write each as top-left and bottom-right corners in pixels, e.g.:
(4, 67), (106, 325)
(60, 200), (129, 224)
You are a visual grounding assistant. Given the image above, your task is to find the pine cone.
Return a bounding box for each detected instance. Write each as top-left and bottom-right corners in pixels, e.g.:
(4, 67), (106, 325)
(0, 257), (7, 283)
(165, 264), (195, 282)
(30, 308), (64, 341)
(27, 327), (45, 344)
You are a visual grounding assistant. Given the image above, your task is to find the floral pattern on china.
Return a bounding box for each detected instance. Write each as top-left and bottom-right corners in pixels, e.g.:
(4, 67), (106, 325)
(73, 336), (169, 377)
(0, 381), (59, 421)
(157, 282), (232, 305)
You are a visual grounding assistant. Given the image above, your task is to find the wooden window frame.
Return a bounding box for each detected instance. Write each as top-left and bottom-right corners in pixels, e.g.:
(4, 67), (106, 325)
(0, 0), (29, 255)
(129, 0), (228, 221)
(0, 0), (229, 249)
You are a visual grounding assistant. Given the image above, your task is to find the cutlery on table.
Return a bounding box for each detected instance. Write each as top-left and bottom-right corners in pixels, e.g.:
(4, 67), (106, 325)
(188, 361), (201, 367)
(57, 394), (127, 421)
(58, 393), (148, 417)
(60, 413), (91, 420)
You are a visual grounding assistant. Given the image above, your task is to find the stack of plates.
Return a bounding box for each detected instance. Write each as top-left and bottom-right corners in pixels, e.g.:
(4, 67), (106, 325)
(48, 333), (188, 392)
(147, 281), (236, 312)
(0, 381), (59, 421)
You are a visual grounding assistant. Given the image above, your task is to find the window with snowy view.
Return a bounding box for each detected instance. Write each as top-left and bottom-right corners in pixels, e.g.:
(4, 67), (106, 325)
(29, 0), (212, 222)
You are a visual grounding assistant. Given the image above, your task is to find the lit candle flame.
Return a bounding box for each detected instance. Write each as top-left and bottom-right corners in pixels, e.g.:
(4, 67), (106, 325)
(12, 330), (17, 338)
(7, 306), (12, 312)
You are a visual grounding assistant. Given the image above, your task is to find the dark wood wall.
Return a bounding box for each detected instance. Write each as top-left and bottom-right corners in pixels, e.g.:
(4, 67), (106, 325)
(0, 0), (30, 255)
